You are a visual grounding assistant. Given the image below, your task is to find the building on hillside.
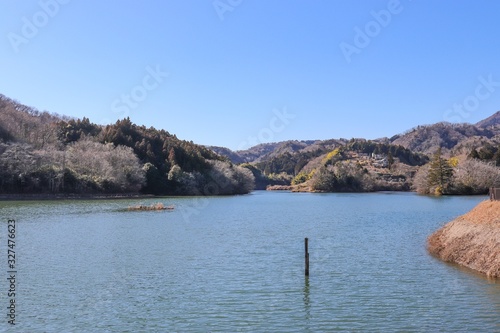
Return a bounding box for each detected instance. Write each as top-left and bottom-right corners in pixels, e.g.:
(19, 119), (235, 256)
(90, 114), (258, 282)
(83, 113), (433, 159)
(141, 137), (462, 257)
(373, 158), (388, 168)
(371, 153), (385, 160)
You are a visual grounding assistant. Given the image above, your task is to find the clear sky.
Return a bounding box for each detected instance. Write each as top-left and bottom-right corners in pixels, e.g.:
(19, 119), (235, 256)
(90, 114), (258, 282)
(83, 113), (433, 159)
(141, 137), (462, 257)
(1, 1), (500, 150)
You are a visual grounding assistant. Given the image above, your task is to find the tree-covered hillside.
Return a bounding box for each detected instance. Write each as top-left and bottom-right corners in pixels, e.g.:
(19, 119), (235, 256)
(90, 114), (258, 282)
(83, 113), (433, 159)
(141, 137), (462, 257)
(2, 92), (499, 196)
(0, 94), (254, 195)
(223, 138), (429, 191)
(209, 114), (500, 193)
(390, 122), (499, 156)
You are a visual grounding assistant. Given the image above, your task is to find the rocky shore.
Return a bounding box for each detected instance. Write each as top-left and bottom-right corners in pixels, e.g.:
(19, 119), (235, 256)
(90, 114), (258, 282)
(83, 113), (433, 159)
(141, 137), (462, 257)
(428, 200), (500, 278)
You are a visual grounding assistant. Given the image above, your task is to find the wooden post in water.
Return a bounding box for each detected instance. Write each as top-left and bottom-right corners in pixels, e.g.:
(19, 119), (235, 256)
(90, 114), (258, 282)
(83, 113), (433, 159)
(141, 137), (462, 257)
(305, 237), (309, 276)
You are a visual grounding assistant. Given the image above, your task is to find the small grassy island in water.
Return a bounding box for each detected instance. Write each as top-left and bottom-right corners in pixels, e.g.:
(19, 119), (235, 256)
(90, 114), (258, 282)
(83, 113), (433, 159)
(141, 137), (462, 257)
(127, 203), (174, 211)
(428, 200), (500, 278)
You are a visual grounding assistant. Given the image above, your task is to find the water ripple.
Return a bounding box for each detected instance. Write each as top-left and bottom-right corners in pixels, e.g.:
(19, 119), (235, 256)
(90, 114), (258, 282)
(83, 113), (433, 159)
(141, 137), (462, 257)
(2, 192), (498, 332)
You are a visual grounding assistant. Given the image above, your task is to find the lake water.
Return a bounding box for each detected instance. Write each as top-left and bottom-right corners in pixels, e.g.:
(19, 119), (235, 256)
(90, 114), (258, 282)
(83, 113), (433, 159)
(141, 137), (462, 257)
(1, 191), (499, 332)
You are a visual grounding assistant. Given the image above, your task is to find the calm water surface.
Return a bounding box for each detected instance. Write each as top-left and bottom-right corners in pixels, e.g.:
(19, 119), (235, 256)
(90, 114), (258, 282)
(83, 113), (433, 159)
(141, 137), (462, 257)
(0, 191), (499, 332)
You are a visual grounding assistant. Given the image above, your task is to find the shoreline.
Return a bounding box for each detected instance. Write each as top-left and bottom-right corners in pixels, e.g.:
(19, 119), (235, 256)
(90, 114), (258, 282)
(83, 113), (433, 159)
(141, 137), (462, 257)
(0, 190), (489, 201)
(0, 193), (156, 201)
(265, 186), (490, 196)
(427, 200), (500, 279)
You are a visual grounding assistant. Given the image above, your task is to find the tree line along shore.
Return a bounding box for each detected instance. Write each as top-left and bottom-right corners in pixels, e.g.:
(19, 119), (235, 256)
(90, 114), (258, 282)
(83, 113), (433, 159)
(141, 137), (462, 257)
(1, 93), (499, 196)
(0, 94), (254, 196)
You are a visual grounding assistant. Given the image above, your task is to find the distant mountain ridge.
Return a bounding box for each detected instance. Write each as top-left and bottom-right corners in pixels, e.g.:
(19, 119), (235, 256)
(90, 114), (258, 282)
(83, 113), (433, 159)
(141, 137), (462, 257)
(206, 112), (500, 192)
(210, 112), (500, 164)
(209, 139), (346, 164)
(389, 122), (497, 156)
(476, 111), (500, 128)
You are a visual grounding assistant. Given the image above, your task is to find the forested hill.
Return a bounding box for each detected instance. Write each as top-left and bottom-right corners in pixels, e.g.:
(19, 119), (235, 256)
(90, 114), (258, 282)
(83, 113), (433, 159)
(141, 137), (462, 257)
(213, 114), (500, 165)
(0, 94), (254, 195)
(208, 112), (500, 192)
(389, 122), (500, 156)
(212, 116), (500, 163)
(2, 92), (499, 195)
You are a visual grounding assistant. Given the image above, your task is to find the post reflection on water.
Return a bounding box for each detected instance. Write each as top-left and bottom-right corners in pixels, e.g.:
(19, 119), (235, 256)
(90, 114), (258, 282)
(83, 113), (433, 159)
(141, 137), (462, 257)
(303, 276), (311, 321)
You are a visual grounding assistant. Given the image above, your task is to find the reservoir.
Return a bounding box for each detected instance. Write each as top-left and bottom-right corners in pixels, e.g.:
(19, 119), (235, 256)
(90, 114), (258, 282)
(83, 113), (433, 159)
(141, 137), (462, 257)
(1, 191), (498, 332)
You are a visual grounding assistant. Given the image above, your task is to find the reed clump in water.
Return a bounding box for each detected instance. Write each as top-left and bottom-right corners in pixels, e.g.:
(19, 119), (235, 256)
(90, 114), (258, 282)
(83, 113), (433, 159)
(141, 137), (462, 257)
(428, 200), (500, 278)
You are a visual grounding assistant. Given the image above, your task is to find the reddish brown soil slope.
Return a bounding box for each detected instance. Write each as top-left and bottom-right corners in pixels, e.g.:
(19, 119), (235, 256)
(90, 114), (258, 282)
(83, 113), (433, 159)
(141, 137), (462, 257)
(428, 200), (500, 278)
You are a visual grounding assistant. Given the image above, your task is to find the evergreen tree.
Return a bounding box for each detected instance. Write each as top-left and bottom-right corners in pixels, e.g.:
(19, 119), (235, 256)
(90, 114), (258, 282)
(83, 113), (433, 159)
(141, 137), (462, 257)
(387, 151), (394, 170)
(468, 148), (480, 160)
(478, 144), (495, 160)
(427, 147), (453, 194)
(493, 146), (500, 167)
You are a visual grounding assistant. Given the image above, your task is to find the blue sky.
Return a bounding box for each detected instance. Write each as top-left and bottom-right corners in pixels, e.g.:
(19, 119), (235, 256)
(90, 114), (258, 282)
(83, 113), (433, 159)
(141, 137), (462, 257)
(1, 1), (500, 150)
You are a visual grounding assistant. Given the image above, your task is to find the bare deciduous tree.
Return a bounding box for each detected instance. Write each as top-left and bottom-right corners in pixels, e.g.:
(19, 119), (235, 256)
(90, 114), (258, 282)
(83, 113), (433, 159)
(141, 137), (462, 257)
(451, 159), (500, 194)
(67, 139), (145, 192)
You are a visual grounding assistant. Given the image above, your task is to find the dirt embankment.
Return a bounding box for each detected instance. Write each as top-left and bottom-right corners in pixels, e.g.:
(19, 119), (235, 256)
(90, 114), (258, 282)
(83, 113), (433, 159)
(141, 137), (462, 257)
(428, 200), (500, 278)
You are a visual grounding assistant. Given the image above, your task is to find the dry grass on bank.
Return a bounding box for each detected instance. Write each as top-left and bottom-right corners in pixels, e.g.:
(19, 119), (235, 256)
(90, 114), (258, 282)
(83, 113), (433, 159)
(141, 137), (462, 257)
(455, 200), (500, 224)
(428, 200), (500, 278)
